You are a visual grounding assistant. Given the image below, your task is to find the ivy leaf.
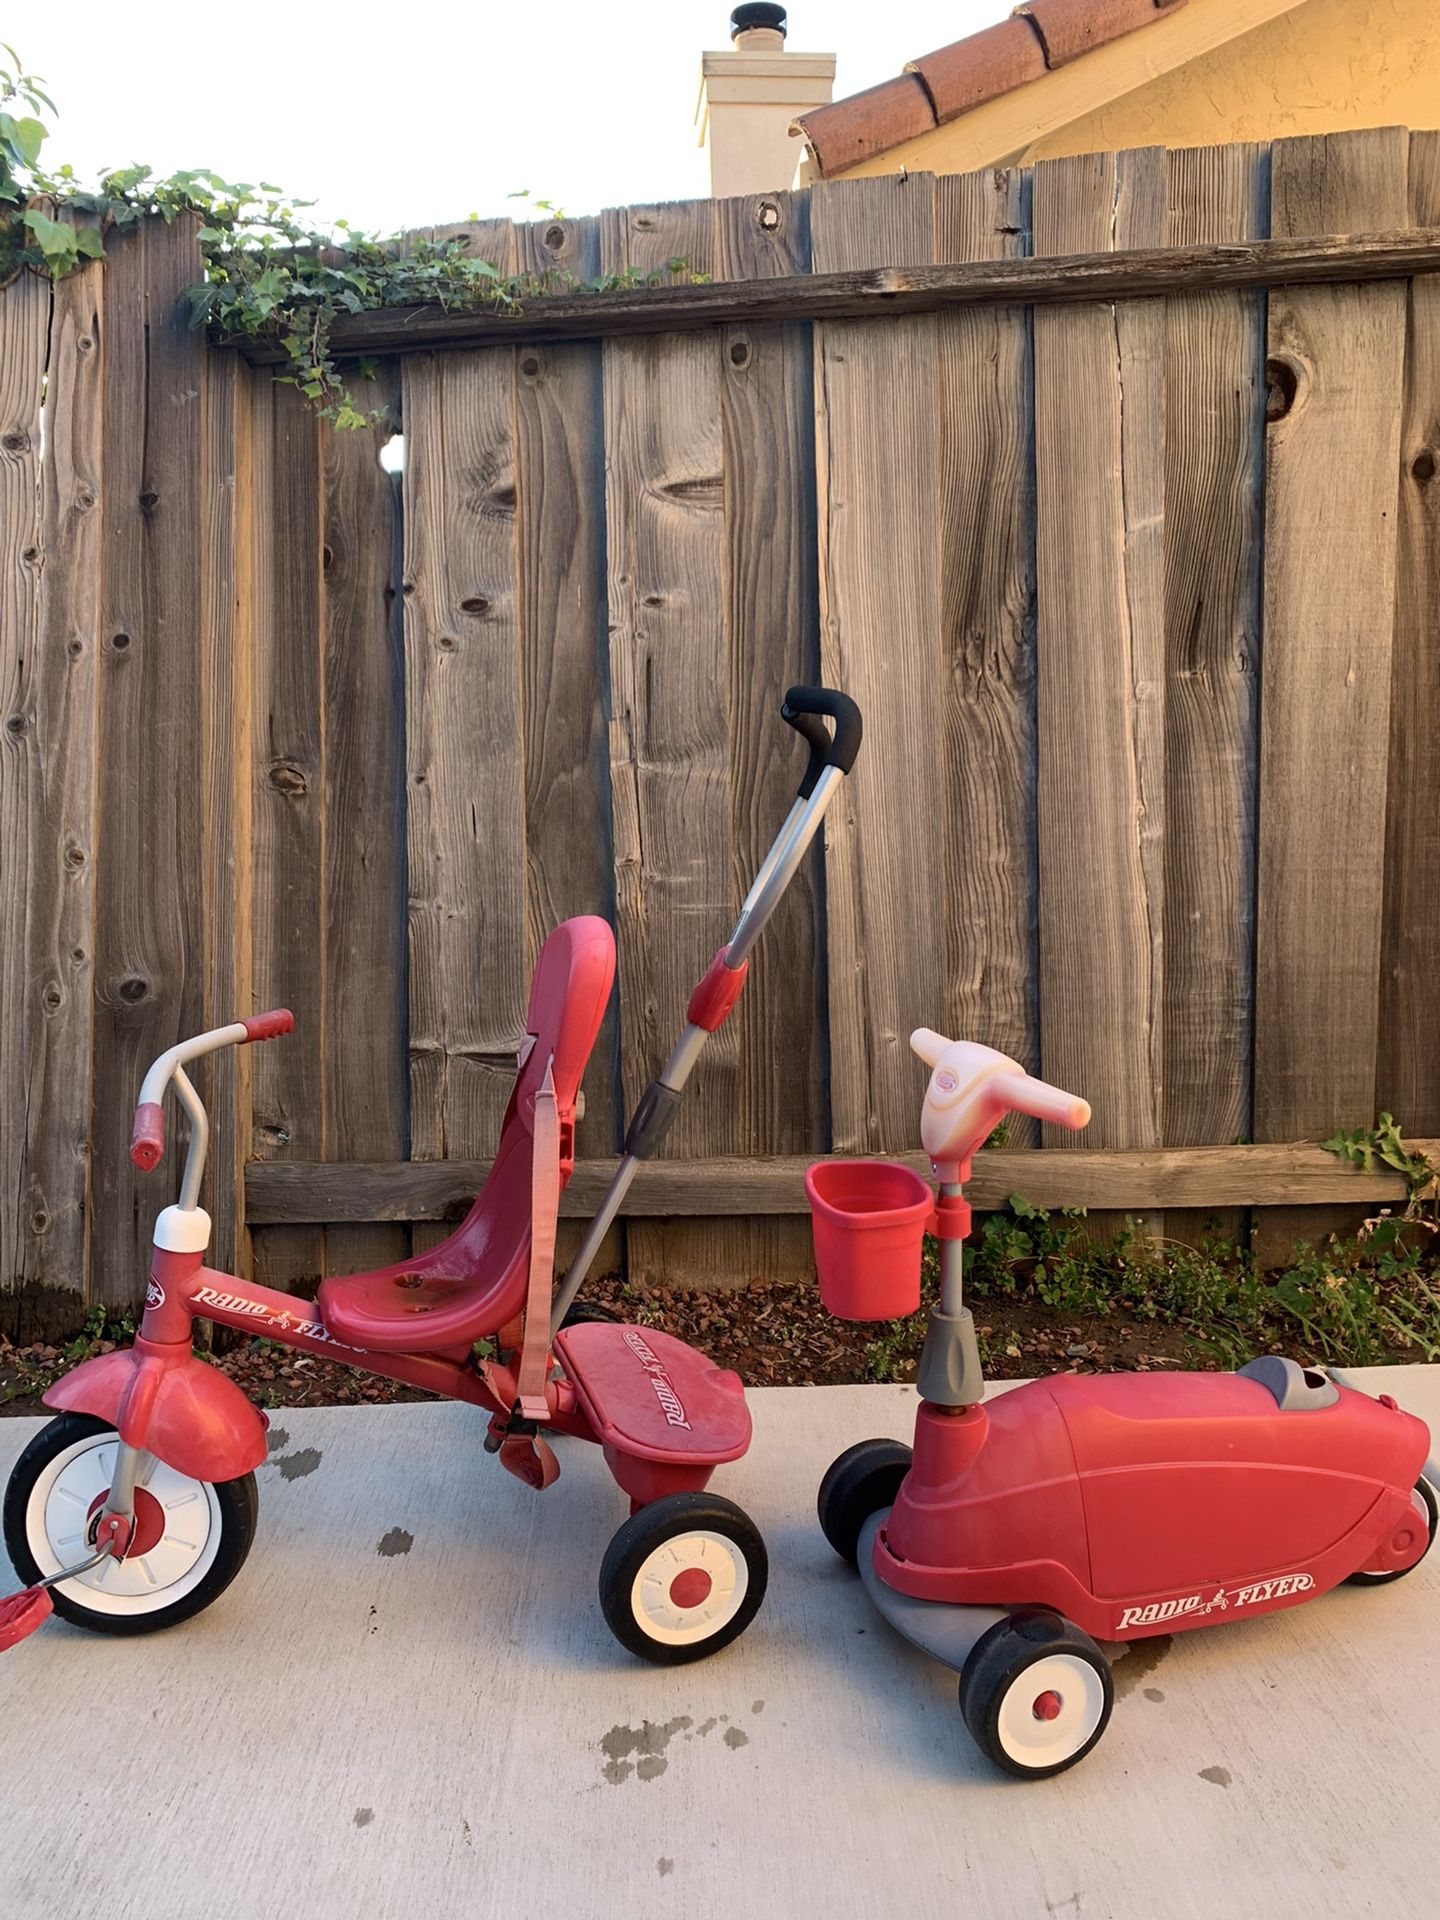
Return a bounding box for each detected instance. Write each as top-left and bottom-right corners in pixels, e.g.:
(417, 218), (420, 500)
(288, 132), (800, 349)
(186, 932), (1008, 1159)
(21, 205), (80, 268)
(72, 224), (104, 260)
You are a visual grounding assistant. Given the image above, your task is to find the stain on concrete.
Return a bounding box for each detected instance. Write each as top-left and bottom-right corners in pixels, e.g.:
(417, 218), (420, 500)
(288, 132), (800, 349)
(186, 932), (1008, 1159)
(462, 1820), (473, 1849)
(657, 1859), (674, 1878)
(723, 1726), (749, 1750)
(367, 1605), (378, 1636)
(751, 1699), (765, 1715)
(353, 1808), (374, 1828)
(695, 1716), (718, 1738)
(1143, 1687), (1165, 1703)
(1108, 1635), (1172, 1700)
(266, 1427), (290, 1455)
(600, 1715), (692, 1784)
(278, 1447), (322, 1481)
(1199, 1766), (1232, 1789)
(377, 1527), (414, 1557)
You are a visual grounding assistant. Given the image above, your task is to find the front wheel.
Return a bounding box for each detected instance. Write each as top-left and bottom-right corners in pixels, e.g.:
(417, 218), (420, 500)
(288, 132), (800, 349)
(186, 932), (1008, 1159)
(960, 1612), (1114, 1780)
(599, 1491), (767, 1665)
(3, 1412), (258, 1636)
(817, 1438), (913, 1567)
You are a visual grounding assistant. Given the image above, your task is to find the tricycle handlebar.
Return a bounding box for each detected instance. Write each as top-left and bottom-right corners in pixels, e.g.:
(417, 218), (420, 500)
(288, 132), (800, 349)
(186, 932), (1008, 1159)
(131, 1011), (294, 1170)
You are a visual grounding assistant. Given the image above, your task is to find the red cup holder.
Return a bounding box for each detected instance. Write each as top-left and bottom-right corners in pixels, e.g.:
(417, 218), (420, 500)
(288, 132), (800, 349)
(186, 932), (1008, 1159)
(805, 1160), (934, 1322)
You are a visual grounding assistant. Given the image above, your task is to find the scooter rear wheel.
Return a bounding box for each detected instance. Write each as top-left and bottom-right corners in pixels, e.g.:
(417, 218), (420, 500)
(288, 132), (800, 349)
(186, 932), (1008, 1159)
(960, 1612), (1114, 1780)
(1345, 1476), (1437, 1586)
(817, 1438), (913, 1567)
(3, 1412), (258, 1636)
(599, 1492), (767, 1665)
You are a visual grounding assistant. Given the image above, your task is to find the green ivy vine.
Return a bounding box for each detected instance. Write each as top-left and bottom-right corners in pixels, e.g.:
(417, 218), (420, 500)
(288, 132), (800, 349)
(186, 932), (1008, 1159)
(2, 52), (700, 427)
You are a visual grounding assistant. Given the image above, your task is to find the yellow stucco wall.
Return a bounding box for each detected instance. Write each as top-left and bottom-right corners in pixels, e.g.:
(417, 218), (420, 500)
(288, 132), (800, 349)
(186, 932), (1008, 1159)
(832, 0), (1439, 177)
(1027, 0), (1439, 161)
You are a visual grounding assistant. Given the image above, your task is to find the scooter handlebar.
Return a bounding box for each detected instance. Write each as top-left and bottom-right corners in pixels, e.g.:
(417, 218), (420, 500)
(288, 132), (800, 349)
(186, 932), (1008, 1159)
(781, 685), (863, 795)
(991, 1069), (1091, 1133)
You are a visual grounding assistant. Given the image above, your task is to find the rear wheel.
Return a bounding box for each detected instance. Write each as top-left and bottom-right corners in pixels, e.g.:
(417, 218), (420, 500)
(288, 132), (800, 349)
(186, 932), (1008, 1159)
(3, 1412), (258, 1636)
(1346, 1477), (1437, 1586)
(960, 1612), (1113, 1780)
(817, 1438), (913, 1567)
(599, 1492), (767, 1665)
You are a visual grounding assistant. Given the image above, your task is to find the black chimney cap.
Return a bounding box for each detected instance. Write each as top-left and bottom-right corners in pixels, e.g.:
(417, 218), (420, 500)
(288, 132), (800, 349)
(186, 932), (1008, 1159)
(731, 4), (787, 40)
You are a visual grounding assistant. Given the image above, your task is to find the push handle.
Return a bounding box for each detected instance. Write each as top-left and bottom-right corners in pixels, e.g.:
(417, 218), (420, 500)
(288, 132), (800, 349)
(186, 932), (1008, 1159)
(241, 1008), (294, 1043)
(781, 685), (863, 795)
(991, 1069), (1091, 1133)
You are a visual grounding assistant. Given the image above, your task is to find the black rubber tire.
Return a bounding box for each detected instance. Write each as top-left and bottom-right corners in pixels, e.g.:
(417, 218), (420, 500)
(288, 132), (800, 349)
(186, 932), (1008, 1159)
(960, 1611), (1114, 1781)
(1345, 1476), (1438, 1586)
(3, 1412), (259, 1637)
(817, 1438), (913, 1567)
(559, 1300), (623, 1329)
(599, 1491), (768, 1666)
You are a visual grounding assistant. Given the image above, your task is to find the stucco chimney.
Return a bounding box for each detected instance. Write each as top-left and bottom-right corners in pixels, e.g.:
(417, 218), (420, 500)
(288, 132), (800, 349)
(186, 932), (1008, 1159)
(696, 6), (836, 197)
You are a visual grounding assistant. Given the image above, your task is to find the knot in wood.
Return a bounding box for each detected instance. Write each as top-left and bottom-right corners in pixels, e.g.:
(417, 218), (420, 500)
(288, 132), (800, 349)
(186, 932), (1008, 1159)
(138, 489), (160, 511)
(729, 337), (751, 368)
(2, 429), (30, 454)
(4, 711), (26, 736)
(118, 975), (149, 1004)
(1412, 447), (1437, 486)
(756, 201), (780, 232)
(544, 223), (565, 252)
(111, 632), (131, 652)
(1264, 354), (1301, 424)
(267, 760), (308, 797)
(42, 982), (63, 1014)
(460, 595), (490, 616)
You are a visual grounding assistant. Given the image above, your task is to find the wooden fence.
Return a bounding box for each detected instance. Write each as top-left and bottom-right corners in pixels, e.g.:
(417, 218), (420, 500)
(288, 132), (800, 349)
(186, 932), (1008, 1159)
(3, 125), (1438, 1337)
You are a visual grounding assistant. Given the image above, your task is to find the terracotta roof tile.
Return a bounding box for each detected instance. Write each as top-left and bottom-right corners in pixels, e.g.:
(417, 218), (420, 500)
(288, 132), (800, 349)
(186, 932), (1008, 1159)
(1015, 0), (1171, 71)
(794, 0), (1189, 175)
(906, 19), (1047, 126)
(794, 72), (935, 179)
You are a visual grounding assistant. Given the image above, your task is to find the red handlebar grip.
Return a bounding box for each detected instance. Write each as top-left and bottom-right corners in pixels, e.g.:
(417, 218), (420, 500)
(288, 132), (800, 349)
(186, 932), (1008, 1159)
(130, 1103), (165, 1172)
(241, 1009), (295, 1043)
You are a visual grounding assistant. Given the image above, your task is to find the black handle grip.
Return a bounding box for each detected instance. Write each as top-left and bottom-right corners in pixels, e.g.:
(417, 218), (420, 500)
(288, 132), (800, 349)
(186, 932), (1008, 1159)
(781, 685), (863, 796)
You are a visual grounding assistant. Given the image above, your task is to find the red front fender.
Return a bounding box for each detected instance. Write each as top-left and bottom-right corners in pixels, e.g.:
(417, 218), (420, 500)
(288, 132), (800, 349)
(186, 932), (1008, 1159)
(44, 1343), (267, 1483)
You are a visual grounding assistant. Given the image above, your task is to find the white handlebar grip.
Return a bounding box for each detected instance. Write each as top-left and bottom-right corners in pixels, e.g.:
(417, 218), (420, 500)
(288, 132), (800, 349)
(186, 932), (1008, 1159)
(992, 1069), (1091, 1132)
(910, 1028), (952, 1068)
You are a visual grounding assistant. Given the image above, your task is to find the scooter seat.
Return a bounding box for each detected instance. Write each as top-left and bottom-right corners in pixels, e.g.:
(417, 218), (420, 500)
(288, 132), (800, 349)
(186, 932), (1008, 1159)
(554, 1322), (751, 1464)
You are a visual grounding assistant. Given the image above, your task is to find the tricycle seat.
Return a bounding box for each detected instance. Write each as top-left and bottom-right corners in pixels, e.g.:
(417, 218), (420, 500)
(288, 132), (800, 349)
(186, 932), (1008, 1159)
(317, 917), (616, 1358)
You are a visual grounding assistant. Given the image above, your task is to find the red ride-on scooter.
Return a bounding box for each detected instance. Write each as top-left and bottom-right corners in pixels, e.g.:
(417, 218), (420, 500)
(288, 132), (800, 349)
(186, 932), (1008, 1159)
(808, 1033), (1435, 1778)
(0, 686), (862, 1665)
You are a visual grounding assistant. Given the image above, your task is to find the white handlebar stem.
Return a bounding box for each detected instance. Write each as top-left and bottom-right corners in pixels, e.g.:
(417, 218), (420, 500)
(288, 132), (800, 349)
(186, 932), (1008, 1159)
(137, 1023), (249, 1108)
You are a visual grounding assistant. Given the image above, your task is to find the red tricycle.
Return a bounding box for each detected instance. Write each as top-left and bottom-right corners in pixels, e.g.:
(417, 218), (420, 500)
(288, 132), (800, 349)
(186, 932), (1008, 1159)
(0, 686), (862, 1666)
(808, 1032), (1436, 1778)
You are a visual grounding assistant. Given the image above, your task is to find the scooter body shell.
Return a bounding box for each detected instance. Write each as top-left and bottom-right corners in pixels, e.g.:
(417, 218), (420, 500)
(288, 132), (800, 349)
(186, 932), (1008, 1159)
(876, 1374), (1431, 1643)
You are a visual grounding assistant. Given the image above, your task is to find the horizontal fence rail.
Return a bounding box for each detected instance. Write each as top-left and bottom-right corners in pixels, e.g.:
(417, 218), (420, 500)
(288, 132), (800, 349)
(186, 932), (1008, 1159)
(237, 227), (1440, 359)
(4, 125), (1439, 1336)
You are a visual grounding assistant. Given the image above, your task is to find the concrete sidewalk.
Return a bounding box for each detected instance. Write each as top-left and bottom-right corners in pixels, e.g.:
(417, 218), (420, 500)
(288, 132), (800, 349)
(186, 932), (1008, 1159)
(3, 1371), (1438, 1920)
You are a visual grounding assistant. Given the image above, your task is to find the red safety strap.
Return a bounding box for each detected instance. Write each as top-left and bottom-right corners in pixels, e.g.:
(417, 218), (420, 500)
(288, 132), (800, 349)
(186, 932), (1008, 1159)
(515, 1056), (561, 1424)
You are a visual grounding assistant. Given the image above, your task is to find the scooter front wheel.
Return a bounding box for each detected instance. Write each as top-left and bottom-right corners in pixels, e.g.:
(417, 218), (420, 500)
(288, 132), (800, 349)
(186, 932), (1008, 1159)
(3, 1412), (258, 1636)
(599, 1491), (767, 1665)
(960, 1612), (1114, 1780)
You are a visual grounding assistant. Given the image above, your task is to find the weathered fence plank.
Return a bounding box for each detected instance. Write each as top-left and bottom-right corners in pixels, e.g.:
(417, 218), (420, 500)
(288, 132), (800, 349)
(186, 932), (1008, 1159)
(321, 369), (410, 1277)
(249, 381), (327, 1293)
(403, 220), (530, 1209)
(811, 172), (947, 1152)
(90, 218), (210, 1304)
(602, 198), (745, 1287)
(1032, 149), (1167, 1227)
(1254, 128), (1410, 1264)
(1161, 142), (1268, 1249)
(715, 187), (824, 1286)
(0, 264), (51, 1329)
(1378, 130), (1440, 1136)
(933, 167), (1038, 1134)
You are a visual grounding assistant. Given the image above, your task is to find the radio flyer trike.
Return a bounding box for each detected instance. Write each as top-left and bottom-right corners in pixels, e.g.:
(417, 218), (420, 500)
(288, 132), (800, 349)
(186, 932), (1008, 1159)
(0, 686), (862, 1666)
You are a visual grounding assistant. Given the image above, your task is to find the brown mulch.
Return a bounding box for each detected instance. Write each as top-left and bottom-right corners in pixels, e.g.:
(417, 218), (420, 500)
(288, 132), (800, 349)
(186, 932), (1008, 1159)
(1, 1273), (1227, 1417)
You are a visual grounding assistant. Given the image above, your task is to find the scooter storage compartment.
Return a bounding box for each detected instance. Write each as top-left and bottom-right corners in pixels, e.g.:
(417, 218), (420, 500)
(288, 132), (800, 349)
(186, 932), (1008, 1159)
(806, 1159), (932, 1320)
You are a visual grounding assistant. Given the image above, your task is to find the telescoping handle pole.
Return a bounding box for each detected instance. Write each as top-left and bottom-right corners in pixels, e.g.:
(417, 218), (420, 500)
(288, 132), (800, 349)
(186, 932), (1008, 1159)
(551, 686), (862, 1333)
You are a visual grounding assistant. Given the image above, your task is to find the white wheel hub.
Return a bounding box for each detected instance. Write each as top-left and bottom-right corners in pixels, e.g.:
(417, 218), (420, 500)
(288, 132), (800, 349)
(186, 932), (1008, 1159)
(996, 1653), (1107, 1770)
(26, 1434), (222, 1615)
(629, 1528), (748, 1647)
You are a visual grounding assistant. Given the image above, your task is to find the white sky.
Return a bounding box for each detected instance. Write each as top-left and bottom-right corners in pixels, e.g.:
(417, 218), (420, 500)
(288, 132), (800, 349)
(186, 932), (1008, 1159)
(17, 2), (999, 232)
